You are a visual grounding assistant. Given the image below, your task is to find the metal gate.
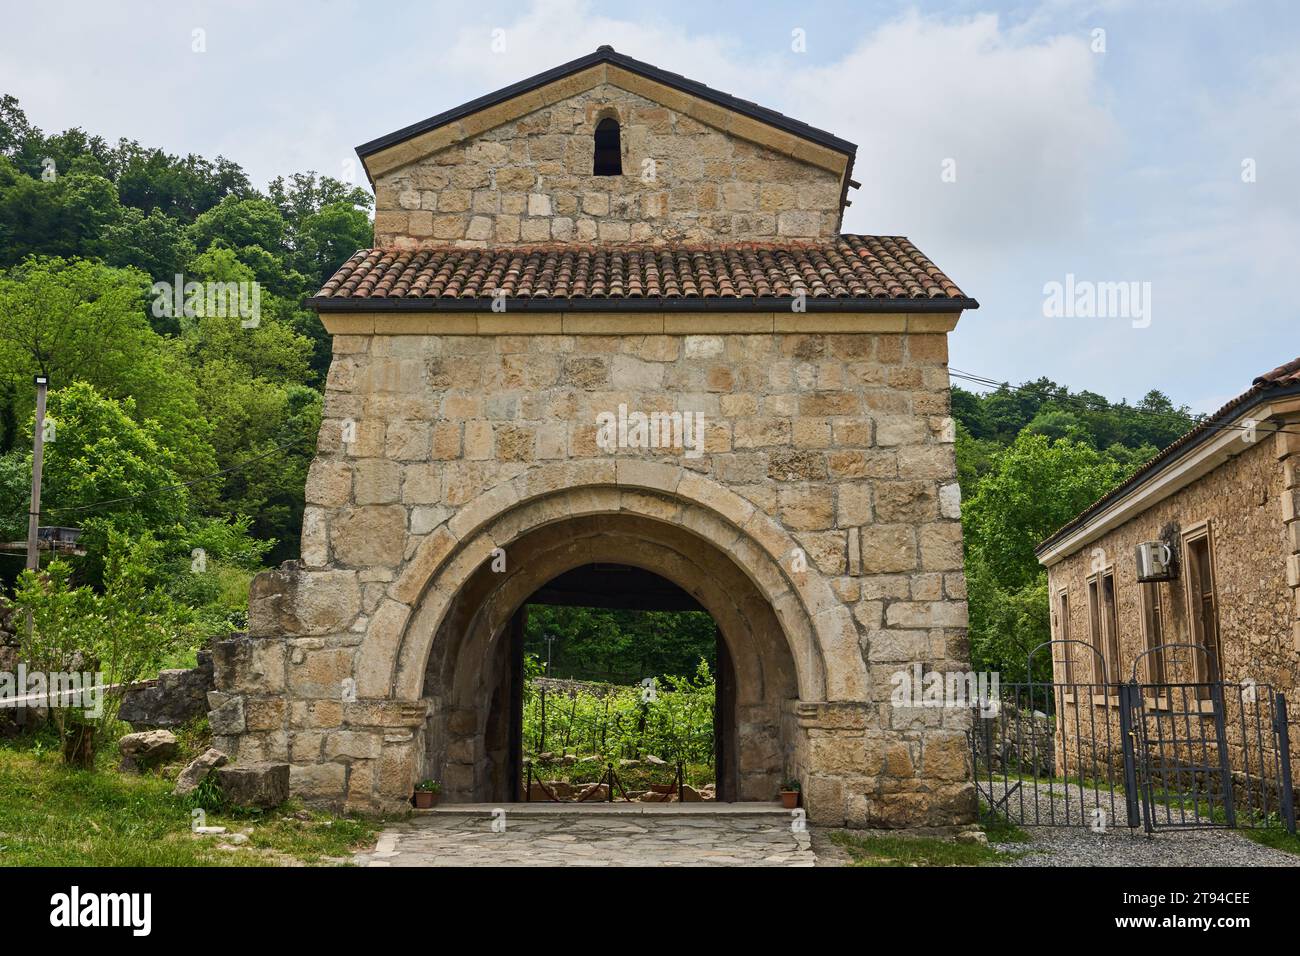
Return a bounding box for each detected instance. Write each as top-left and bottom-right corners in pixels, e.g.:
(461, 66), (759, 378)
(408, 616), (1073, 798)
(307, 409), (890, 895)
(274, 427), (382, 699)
(971, 641), (1296, 835)
(1125, 644), (1295, 833)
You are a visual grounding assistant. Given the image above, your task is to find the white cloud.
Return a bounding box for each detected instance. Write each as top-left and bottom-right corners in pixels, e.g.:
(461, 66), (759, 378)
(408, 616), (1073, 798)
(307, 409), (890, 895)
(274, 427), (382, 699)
(788, 13), (1118, 245)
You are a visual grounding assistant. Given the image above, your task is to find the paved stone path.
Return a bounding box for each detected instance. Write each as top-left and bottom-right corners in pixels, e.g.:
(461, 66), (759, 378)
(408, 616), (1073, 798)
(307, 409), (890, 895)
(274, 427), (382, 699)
(352, 794), (1300, 868)
(353, 804), (816, 867)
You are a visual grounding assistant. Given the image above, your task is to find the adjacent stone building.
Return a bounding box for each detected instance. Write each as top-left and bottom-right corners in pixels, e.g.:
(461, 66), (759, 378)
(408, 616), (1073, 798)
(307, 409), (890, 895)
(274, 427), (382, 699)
(212, 46), (980, 827)
(1037, 357), (1300, 778)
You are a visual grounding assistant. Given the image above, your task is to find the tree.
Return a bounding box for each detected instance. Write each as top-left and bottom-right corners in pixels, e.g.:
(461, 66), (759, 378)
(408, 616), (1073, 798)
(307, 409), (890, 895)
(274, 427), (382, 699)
(97, 206), (195, 288)
(0, 94), (34, 157)
(962, 433), (1129, 592)
(180, 245), (320, 554)
(295, 202), (372, 288)
(188, 195), (284, 256)
(965, 555), (1051, 684)
(0, 161), (124, 266)
(36, 381), (193, 538)
(0, 256), (216, 478)
(113, 142), (252, 221)
(523, 605), (717, 684)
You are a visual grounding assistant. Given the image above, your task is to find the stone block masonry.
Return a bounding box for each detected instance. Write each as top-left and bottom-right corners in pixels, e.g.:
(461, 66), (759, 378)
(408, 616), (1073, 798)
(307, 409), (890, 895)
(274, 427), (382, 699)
(372, 82), (845, 248)
(213, 319), (975, 828)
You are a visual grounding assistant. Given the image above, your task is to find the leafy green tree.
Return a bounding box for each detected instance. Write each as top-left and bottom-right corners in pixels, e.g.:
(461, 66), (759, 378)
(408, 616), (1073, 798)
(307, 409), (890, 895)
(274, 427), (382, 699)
(188, 195), (284, 256)
(0, 161), (124, 265)
(0, 256), (216, 478)
(524, 605), (717, 684)
(965, 555), (1052, 684)
(37, 382), (193, 537)
(98, 206), (195, 287)
(954, 421), (1003, 491)
(179, 246), (320, 553)
(0, 94), (34, 157)
(1023, 406), (1088, 443)
(112, 142), (251, 221)
(295, 202), (372, 288)
(962, 433), (1128, 592)
(0, 449), (28, 542)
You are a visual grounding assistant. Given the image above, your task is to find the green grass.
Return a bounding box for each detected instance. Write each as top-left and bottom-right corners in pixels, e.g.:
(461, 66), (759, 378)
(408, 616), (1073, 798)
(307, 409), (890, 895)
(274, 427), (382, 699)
(0, 735), (378, 866)
(830, 811), (1033, 867)
(830, 830), (1010, 867)
(1240, 826), (1300, 856)
(979, 812), (1034, 844)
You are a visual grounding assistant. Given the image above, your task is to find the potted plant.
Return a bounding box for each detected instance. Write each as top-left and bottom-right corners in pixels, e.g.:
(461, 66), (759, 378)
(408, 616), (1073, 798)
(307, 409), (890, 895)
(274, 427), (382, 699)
(779, 778), (801, 810)
(413, 779), (442, 809)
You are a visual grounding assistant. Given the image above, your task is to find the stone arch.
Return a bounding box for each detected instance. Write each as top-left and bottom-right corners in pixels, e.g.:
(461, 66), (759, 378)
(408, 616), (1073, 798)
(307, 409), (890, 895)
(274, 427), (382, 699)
(360, 461), (866, 708)
(422, 514), (800, 800)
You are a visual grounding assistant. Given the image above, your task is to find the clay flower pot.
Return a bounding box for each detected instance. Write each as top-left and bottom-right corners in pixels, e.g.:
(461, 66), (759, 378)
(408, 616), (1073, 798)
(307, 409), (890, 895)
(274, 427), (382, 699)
(413, 791), (438, 809)
(780, 790), (799, 810)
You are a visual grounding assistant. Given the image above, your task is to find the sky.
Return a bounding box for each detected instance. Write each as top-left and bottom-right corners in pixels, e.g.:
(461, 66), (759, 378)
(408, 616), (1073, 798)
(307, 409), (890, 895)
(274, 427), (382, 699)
(2, 0), (1297, 413)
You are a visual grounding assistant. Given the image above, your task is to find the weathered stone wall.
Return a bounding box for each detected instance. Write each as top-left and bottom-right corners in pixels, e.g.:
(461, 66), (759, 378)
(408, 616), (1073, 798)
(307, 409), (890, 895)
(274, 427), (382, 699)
(372, 82), (844, 247)
(119, 650), (214, 731)
(1045, 429), (1300, 774)
(213, 315), (974, 827)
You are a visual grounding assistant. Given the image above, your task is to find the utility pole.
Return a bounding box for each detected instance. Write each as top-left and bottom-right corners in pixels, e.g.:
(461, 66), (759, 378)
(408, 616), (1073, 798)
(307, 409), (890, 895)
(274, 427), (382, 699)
(26, 374), (48, 572)
(18, 375), (48, 730)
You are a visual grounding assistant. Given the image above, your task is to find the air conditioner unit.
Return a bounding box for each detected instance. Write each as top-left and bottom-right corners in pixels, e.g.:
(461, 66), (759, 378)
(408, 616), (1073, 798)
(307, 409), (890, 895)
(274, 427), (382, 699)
(1135, 541), (1176, 582)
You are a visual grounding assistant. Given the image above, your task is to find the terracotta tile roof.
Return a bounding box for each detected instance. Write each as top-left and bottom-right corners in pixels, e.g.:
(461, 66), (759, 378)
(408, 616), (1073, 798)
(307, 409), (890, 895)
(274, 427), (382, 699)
(1037, 355), (1300, 555)
(310, 236), (975, 311)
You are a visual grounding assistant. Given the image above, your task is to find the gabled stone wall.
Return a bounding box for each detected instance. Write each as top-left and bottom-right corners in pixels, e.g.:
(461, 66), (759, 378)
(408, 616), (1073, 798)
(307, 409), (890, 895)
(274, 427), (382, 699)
(372, 82), (844, 248)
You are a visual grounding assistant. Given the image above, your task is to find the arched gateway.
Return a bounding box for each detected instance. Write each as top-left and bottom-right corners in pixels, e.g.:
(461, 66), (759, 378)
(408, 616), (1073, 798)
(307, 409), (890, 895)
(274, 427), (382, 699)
(210, 46), (979, 827)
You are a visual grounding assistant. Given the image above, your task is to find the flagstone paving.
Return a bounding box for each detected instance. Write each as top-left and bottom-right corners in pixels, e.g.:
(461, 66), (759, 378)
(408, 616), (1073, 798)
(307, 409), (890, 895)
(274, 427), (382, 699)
(353, 805), (817, 867)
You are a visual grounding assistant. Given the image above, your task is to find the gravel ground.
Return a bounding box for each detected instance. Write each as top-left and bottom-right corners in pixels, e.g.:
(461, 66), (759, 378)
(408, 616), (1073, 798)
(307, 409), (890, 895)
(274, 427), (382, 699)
(984, 780), (1298, 867)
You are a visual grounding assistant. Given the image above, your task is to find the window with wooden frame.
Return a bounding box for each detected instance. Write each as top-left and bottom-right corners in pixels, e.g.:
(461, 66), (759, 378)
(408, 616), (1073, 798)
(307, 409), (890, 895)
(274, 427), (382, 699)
(1101, 571), (1120, 686)
(1139, 581), (1166, 686)
(1182, 522), (1223, 696)
(1087, 569), (1120, 688)
(1056, 589), (1075, 686)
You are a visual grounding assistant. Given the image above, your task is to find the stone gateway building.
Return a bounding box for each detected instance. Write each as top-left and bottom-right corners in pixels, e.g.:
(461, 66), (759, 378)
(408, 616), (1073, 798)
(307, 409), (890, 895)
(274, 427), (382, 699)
(211, 47), (980, 827)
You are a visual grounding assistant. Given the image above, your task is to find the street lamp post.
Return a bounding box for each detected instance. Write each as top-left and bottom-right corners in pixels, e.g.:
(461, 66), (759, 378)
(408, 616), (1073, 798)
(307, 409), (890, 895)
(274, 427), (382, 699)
(26, 375), (48, 572)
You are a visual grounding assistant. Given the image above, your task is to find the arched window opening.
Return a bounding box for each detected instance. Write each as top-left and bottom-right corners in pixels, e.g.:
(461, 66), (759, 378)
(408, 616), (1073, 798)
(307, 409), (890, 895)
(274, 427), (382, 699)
(593, 117), (622, 176)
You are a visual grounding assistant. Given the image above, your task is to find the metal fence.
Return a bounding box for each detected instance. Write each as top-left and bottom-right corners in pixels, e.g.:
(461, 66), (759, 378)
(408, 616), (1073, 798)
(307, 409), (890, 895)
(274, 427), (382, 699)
(971, 641), (1296, 835)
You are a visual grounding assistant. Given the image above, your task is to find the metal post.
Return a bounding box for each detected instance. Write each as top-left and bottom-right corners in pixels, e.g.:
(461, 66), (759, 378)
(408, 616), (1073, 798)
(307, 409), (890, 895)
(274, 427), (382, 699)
(26, 375), (48, 572)
(1119, 681), (1142, 829)
(538, 686), (546, 753)
(1276, 693), (1295, 835)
